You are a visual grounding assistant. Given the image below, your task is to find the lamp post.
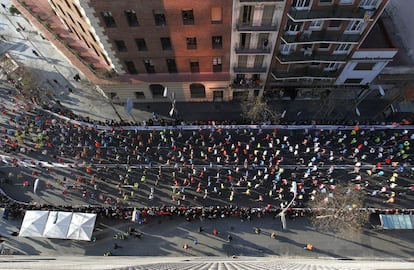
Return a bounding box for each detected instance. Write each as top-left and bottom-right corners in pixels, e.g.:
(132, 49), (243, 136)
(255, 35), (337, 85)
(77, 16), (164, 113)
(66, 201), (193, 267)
(277, 181), (297, 230)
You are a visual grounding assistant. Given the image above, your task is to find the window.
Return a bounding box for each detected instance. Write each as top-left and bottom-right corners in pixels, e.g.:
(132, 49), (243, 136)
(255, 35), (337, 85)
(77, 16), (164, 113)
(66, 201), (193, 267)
(135, 92), (145, 99)
(238, 55), (248, 67)
(125, 10), (139, 27)
(213, 57), (222, 72)
(340, 0), (354, 4)
(334, 43), (352, 54)
(109, 92), (117, 99)
(328, 20), (342, 29)
(57, 4), (66, 16)
(346, 20), (363, 32)
(160, 37), (172, 50)
(211, 7), (222, 24)
(319, 0), (333, 4)
(101, 11), (117, 28)
(115, 40), (127, 52)
(280, 44), (296, 55)
(240, 6), (253, 25)
(324, 62), (340, 71)
(233, 91), (249, 101)
(144, 59), (155, 74)
(354, 62), (376, 70)
(135, 38), (147, 51)
(166, 59), (178, 73)
(318, 43), (330, 51)
(190, 83), (206, 98)
(186, 37), (197, 50)
(292, 0), (311, 9)
(309, 20), (323, 30)
(89, 31), (96, 42)
(73, 4), (83, 18)
(182, 9), (194, 25)
(190, 60), (199, 73)
(344, 78), (363, 84)
(125, 61), (137, 74)
(240, 33), (251, 48)
(78, 21), (85, 33)
(64, 0), (71, 8)
(254, 55), (264, 68)
(212, 36), (222, 49)
(67, 13), (74, 24)
(261, 5), (275, 26)
(359, 0), (380, 9)
(154, 12), (166, 26)
(149, 84), (165, 98)
(285, 21), (302, 33)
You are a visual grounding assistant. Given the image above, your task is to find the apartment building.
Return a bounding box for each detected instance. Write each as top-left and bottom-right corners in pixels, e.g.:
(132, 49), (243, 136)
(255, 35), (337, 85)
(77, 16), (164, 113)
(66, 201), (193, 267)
(267, 0), (392, 99)
(46, 0), (392, 103)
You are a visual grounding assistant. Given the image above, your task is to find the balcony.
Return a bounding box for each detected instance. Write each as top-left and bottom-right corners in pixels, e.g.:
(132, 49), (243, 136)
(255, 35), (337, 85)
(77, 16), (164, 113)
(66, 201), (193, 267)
(231, 80), (263, 89)
(282, 31), (360, 44)
(235, 43), (272, 54)
(272, 68), (339, 79)
(233, 66), (267, 73)
(277, 53), (348, 63)
(288, 7), (366, 21)
(236, 23), (278, 31)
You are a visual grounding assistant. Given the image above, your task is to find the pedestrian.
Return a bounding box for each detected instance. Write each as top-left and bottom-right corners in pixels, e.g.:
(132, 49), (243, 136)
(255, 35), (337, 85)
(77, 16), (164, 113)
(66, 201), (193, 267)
(227, 234), (233, 242)
(271, 232), (276, 239)
(213, 228), (218, 236)
(304, 243), (313, 251)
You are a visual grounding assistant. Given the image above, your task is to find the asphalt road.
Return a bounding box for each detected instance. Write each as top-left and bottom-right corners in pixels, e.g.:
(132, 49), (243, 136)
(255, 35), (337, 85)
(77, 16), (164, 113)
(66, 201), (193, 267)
(0, 85), (412, 211)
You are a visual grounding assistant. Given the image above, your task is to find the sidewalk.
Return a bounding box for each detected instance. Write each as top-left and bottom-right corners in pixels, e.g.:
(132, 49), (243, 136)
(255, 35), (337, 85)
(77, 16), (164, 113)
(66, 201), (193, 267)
(1, 208), (414, 261)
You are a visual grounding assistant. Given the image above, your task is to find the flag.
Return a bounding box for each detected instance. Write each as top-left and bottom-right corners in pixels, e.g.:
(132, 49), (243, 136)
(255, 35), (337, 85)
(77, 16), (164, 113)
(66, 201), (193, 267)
(124, 98), (133, 115)
(34, 178), (39, 194)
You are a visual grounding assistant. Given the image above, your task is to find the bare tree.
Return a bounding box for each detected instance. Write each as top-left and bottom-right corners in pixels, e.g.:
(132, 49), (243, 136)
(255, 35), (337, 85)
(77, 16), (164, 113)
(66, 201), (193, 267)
(241, 96), (280, 123)
(19, 68), (39, 96)
(308, 183), (370, 233)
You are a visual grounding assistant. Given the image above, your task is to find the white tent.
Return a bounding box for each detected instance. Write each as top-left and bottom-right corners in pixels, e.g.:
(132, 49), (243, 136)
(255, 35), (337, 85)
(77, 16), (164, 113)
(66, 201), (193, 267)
(67, 213), (97, 241)
(19, 210), (49, 237)
(19, 211), (97, 241)
(43, 211), (72, 239)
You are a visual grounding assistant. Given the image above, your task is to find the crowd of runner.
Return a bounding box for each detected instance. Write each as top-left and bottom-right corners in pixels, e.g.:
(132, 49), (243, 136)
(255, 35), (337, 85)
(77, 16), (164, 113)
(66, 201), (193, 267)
(0, 89), (413, 213)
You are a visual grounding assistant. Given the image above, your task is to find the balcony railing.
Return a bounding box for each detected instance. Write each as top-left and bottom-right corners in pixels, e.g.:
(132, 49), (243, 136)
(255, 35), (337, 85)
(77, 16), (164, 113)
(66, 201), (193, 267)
(288, 7), (366, 21)
(233, 66), (267, 73)
(235, 42), (272, 54)
(282, 31), (360, 44)
(272, 69), (339, 79)
(231, 80), (263, 89)
(236, 23), (278, 31)
(277, 53), (348, 63)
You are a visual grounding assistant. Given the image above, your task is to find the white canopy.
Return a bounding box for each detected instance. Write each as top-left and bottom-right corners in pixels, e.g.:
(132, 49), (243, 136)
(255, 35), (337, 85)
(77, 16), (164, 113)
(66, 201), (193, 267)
(19, 211), (97, 241)
(19, 210), (49, 237)
(43, 211), (72, 239)
(67, 213), (97, 241)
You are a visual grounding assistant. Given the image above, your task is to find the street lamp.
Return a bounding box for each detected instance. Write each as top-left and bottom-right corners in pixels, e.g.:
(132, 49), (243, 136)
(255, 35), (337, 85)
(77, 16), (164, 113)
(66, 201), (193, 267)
(277, 181), (297, 229)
